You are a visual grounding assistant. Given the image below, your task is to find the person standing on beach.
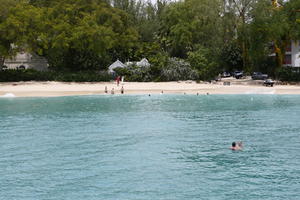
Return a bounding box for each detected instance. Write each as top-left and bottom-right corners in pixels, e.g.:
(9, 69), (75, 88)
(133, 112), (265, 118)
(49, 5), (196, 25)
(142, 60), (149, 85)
(121, 86), (124, 94)
(104, 86), (108, 94)
(116, 76), (120, 86)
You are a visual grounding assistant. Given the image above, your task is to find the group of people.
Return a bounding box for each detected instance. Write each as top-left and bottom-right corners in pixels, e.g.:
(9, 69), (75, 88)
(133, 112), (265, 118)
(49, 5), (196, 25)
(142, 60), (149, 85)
(104, 86), (124, 95)
(103, 76), (125, 95)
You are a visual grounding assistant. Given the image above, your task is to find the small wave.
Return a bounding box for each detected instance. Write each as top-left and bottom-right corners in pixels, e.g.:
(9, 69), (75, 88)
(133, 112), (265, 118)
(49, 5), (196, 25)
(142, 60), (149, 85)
(1, 93), (16, 98)
(244, 89), (276, 94)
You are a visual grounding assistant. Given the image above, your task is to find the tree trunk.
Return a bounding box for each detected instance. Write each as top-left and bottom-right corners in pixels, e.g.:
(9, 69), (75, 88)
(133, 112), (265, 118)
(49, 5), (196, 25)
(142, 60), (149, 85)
(274, 43), (283, 68)
(0, 56), (4, 70)
(274, 39), (289, 69)
(241, 14), (249, 72)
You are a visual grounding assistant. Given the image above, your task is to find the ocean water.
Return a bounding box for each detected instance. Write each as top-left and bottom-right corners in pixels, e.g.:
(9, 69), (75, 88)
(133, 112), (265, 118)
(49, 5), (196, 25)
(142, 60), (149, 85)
(0, 94), (299, 200)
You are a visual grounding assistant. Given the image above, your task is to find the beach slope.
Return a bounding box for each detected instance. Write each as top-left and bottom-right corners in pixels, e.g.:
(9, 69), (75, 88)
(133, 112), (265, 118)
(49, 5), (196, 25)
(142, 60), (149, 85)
(1, 81), (300, 97)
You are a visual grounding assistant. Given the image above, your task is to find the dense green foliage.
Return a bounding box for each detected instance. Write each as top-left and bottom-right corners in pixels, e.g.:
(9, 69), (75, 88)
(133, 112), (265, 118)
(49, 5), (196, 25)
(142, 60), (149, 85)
(114, 65), (152, 81)
(0, 69), (112, 82)
(160, 57), (198, 81)
(0, 0), (300, 81)
(276, 67), (300, 82)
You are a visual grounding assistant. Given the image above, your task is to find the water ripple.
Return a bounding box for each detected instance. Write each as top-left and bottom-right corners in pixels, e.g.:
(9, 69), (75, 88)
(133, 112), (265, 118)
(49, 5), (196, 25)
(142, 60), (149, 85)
(0, 95), (299, 199)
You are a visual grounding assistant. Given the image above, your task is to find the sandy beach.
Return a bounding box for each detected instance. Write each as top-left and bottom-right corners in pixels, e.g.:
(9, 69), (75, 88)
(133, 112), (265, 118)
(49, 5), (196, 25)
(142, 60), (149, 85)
(1, 78), (300, 97)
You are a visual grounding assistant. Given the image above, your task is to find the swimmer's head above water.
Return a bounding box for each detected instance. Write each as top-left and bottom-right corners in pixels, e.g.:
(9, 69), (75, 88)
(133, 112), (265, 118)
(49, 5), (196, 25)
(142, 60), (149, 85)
(230, 141), (242, 150)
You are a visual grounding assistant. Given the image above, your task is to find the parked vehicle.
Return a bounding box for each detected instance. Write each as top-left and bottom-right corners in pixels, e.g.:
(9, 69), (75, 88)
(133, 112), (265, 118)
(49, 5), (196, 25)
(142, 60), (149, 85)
(233, 71), (243, 79)
(252, 72), (268, 80)
(221, 72), (231, 78)
(215, 76), (221, 81)
(263, 79), (275, 87)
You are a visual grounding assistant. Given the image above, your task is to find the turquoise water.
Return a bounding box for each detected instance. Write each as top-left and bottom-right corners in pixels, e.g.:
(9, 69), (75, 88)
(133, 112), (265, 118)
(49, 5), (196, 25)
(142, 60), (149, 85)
(0, 95), (299, 200)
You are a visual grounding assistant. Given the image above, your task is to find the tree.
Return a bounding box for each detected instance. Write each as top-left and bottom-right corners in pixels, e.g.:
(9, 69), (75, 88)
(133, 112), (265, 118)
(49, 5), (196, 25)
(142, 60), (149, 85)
(220, 40), (243, 71)
(225, 0), (257, 72)
(187, 46), (220, 80)
(249, 0), (300, 73)
(1, 0), (139, 71)
(0, 0), (19, 67)
(159, 0), (223, 58)
(160, 57), (198, 81)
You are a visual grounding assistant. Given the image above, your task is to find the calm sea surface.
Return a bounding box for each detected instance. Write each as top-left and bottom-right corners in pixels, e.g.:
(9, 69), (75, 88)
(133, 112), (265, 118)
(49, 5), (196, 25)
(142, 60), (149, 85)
(0, 95), (299, 200)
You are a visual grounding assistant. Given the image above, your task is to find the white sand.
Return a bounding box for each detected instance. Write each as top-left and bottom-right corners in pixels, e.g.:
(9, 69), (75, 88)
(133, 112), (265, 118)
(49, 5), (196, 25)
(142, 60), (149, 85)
(0, 80), (300, 97)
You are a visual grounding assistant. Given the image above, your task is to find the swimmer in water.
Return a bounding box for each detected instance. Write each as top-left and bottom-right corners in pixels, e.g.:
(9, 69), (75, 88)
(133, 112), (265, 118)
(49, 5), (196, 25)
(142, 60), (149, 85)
(230, 141), (242, 151)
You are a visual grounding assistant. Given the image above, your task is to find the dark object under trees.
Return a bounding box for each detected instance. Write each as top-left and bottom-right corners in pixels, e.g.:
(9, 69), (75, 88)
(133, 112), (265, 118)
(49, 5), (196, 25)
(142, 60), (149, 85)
(233, 71), (243, 79)
(0, 69), (112, 82)
(252, 72), (268, 80)
(263, 79), (275, 87)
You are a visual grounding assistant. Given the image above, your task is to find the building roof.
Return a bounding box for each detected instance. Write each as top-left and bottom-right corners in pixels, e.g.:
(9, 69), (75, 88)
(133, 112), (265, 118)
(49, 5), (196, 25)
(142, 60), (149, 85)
(137, 58), (150, 67)
(108, 58), (151, 73)
(108, 60), (127, 73)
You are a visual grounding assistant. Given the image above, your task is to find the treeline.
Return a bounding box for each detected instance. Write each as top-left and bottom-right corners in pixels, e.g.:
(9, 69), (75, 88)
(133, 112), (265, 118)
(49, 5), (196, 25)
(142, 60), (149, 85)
(0, 0), (300, 81)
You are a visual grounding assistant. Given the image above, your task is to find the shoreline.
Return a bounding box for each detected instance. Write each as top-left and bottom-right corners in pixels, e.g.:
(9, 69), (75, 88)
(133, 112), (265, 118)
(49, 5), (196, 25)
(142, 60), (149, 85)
(1, 81), (300, 97)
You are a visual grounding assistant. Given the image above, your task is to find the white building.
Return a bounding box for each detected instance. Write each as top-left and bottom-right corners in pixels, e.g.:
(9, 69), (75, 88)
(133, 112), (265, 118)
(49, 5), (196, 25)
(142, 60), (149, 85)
(283, 41), (300, 67)
(108, 60), (127, 73)
(125, 58), (151, 68)
(109, 58), (150, 73)
(136, 58), (151, 67)
(3, 52), (48, 71)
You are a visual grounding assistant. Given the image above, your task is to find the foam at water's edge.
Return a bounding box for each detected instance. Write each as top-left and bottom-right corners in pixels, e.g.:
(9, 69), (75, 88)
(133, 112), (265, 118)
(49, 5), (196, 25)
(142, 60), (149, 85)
(244, 89), (276, 94)
(1, 93), (16, 98)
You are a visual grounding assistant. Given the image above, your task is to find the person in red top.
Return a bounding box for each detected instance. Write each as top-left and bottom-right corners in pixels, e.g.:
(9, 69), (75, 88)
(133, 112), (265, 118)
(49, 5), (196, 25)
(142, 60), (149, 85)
(116, 76), (120, 86)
